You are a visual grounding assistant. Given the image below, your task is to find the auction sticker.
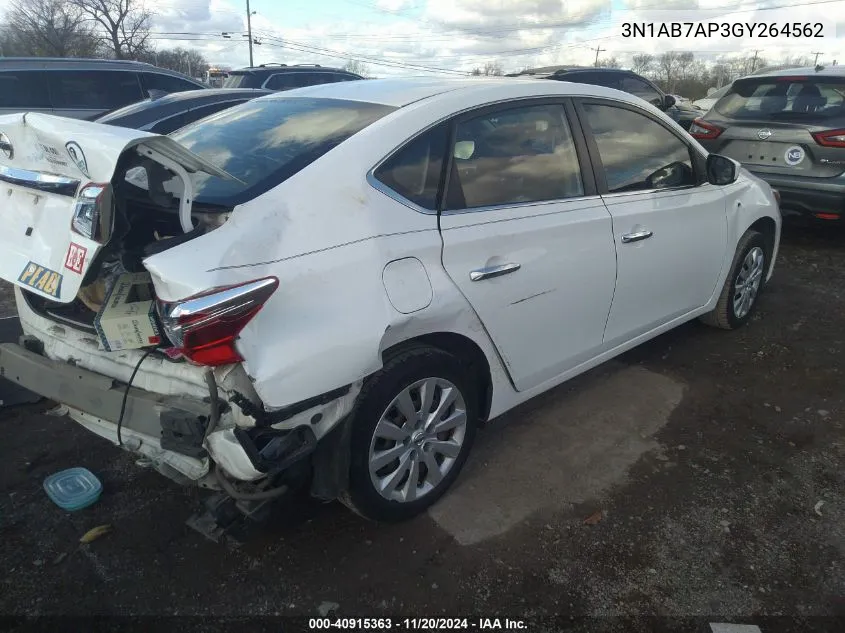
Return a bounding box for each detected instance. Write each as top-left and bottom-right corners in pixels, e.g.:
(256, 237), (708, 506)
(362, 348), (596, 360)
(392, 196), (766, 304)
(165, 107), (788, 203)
(18, 262), (63, 298)
(784, 146), (805, 166)
(64, 242), (87, 274)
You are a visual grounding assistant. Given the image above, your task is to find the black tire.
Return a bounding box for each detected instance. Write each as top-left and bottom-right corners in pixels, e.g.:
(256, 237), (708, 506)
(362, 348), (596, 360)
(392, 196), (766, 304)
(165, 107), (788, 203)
(341, 345), (478, 522)
(700, 230), (768, 330)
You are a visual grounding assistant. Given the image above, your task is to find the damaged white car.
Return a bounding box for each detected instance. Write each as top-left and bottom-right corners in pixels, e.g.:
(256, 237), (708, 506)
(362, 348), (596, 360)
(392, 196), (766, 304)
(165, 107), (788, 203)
(0, 78), (780, 534)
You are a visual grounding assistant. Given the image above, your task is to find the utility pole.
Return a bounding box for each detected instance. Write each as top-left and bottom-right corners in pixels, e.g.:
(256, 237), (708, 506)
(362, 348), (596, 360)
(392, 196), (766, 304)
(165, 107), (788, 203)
(246, 0), (254, 67)
(812, 51), (823, 66)
(750, 49), (759, 73)
(592, 46), (606, 67)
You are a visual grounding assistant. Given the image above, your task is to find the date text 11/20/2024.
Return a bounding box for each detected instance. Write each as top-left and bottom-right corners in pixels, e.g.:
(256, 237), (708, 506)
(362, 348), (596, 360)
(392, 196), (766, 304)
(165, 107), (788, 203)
(308, 618), (527, 630)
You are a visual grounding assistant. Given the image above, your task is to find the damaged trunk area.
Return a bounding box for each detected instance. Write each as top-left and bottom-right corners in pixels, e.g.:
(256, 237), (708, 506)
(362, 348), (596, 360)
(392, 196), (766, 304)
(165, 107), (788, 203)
(22, 149), (231, 338)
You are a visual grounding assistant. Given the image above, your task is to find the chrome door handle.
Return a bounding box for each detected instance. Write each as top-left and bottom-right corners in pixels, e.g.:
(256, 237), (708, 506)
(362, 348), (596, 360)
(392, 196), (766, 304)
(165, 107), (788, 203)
(621, 230), (653, 243)
(470, 262), (521, 281)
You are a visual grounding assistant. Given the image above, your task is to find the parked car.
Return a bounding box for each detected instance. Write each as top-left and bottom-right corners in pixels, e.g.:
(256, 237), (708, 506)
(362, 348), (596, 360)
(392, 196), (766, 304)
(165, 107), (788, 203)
(689, 66), (845, 222)
(0, 78), (780, 533)
(0, 58), (206, 120)
(693, 84), (732, 113)
(222, 63), (363, 90)
(96, 88), (273, 134)
(508, 66), (701, 130)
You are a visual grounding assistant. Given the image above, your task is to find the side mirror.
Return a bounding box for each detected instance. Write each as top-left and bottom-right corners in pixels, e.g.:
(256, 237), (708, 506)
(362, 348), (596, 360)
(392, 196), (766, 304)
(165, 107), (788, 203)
(662, 94), (676, 110)
(706, 154), (739, 186)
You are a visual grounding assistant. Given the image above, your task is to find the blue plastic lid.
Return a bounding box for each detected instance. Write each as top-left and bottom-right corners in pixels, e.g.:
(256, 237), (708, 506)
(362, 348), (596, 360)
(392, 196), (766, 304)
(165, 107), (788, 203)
(43, 467), (102, 512)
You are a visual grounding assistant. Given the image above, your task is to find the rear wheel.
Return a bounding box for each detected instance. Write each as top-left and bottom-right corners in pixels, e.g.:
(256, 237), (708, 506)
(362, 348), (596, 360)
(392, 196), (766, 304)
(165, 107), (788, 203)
(342, 346), (478, 522)
(700, 230), (768, 330)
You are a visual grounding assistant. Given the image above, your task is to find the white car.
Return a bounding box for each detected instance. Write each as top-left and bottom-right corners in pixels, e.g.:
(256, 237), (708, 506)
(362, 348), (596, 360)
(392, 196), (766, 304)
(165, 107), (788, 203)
(0, 77), (780, 528)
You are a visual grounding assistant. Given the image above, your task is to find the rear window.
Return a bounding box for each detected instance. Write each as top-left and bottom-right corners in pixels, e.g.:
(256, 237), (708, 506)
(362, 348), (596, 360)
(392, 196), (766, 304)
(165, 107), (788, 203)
(715, 77), (845, 120)
(169, 97), (395, 204)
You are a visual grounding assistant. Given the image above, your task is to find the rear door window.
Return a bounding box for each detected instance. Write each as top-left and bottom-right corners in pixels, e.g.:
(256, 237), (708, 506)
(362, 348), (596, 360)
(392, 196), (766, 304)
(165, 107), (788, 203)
(0, 71), (51, 109)
(168, 97), (395, 205)
(51, 71), (143, 110)
(141, 73), (202, 95)
(715, 77), (845, 120)
(445, 103), (584, 210)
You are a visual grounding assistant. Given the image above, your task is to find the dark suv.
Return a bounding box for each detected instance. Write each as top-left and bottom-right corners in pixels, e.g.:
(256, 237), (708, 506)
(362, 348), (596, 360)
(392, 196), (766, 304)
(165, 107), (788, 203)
(509, 66), (700, 130)
(0, 57), (205, 120)
(222, 64), (364, 90)
(690, 66), (845, 222)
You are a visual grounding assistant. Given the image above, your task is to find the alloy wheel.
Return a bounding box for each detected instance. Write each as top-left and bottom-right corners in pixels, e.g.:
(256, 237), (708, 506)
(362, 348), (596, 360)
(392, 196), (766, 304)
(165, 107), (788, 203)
(733, 246), (765, 319)
(368, 377), (468, 503)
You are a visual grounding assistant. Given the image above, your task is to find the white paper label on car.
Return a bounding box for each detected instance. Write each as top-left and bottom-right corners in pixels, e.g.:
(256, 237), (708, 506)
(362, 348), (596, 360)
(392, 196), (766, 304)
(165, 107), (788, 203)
(784, 145), (805, 166)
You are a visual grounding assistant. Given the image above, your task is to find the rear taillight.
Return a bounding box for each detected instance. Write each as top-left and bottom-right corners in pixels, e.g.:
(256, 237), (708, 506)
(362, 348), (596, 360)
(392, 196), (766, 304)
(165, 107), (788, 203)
(72, 183), (112, 242)
(811, 129), (845, 148)
(158, 277), (278, 367)
(689, 118), (723, 140)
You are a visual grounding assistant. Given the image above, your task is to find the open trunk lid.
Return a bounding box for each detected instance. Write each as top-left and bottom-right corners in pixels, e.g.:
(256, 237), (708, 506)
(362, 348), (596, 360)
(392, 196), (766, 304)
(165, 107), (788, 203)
(0, 112), (234, 303)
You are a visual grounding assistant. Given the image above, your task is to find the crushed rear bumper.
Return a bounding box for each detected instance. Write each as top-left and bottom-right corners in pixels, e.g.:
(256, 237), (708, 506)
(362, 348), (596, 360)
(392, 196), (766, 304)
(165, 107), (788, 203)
(0, 340), (263, 483)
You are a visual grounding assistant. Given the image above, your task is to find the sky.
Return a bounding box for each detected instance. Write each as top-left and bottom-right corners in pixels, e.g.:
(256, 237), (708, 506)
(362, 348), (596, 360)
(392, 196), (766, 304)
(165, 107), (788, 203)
(2, 0), (844, 76)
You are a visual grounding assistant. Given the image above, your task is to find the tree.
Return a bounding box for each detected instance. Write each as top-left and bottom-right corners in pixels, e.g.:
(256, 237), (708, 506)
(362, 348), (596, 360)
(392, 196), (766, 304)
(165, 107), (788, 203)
(631, 53), (654, 76)
(471, 61), (504, 76)
(71, 0), (151, 59)
(139, 47), (209, 77)
(598, 57), (621, 69)
(658, 52), (681, 91)
(4, 0), (100, 58)
(343, 59), (371, 78)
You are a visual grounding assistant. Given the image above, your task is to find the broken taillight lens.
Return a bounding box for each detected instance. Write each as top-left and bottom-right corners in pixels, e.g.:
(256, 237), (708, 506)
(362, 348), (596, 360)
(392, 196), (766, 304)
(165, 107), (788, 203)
(158, 277), (279, 367)
(71, 183), (113, 242)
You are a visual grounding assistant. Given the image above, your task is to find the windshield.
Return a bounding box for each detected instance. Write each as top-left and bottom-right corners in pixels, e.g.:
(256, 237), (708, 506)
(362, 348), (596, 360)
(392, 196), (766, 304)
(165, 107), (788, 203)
(715, 77), (845, 120)
(168, 96), (395, 204)
(222, 73), (252, 89)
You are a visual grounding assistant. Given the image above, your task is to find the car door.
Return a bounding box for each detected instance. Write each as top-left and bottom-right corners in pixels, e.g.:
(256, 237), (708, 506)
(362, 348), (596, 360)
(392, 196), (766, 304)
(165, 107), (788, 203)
(437, 100), (618, 392)
(575, 99), (729, 346)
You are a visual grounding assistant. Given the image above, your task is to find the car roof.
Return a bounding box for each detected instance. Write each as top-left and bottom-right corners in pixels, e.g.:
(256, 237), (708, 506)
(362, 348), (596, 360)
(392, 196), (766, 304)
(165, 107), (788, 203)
(231, 64), (358, 75)
(270, 76), (646, 108)
(1, 57), (151, 71)
(746, 65), (845, 79)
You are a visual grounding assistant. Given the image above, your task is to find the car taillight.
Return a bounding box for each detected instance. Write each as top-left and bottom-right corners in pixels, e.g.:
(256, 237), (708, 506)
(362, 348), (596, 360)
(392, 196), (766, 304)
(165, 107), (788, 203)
(811, 129), (845, 148)
(71, 183), (113, 242)
(158, 277), (279, 367)
(689, 119), (723, 140)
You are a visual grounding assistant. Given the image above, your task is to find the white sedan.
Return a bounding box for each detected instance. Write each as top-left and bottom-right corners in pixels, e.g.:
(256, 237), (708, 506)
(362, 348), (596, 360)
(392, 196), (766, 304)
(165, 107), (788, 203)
(0, 77), (780, 527)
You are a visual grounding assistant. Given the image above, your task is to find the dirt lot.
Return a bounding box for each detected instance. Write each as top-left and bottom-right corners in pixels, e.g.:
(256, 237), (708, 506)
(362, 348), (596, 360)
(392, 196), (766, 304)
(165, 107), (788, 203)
(0, 227), (843, 630)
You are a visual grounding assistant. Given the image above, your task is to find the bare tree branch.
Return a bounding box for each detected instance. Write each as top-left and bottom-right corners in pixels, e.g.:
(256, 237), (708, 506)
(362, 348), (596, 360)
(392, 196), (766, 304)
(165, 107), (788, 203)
(70, 0), (151, 59)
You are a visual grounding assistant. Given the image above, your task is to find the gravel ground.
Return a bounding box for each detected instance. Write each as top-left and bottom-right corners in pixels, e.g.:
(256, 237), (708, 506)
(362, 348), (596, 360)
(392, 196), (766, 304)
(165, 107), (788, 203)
(0, 227), (843, 631)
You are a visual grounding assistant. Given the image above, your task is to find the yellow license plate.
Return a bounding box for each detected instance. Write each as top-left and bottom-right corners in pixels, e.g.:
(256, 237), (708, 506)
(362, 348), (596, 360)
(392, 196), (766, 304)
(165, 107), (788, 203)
(18, 262), (63, 298)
